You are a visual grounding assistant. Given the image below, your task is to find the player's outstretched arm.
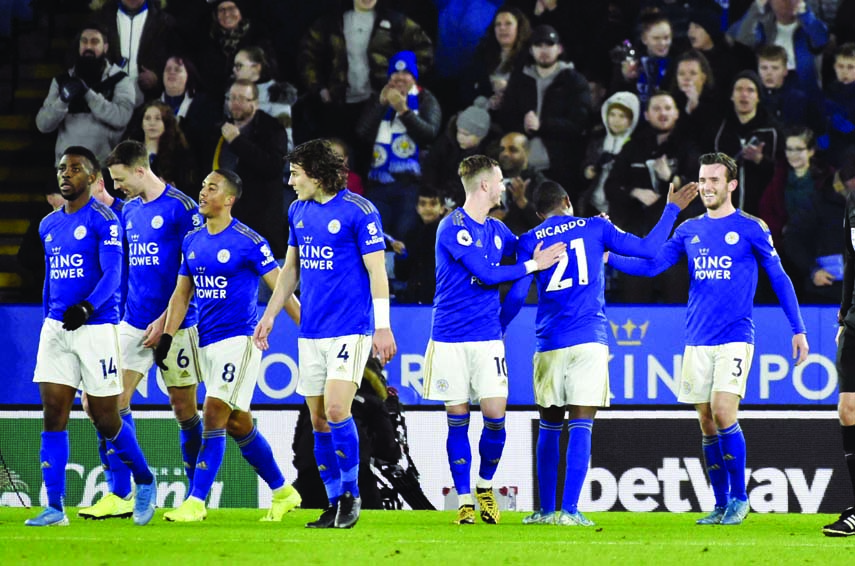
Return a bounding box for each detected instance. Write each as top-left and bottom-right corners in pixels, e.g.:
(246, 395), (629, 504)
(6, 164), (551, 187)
(363, 249), (397, 365)
(792, 333), (809, 366)
(254, 246), (300, 351)
(458, 241), (566, 286)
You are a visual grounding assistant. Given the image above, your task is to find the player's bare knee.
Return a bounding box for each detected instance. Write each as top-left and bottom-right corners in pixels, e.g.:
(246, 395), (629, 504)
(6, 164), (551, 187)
(324, 402), (350, 423)
(168, 387), (198, 421)
(225, 410), (253, 437)
(839, 396), (855, 426)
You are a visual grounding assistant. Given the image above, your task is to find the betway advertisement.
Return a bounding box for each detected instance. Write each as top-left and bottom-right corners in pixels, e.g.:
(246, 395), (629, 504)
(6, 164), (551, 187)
(1, 304), (841, 406)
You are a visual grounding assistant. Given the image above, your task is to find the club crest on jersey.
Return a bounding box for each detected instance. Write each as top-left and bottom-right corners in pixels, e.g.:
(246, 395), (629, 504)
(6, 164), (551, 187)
(725, 231), (739, 245)
(328, 219), (341, 234)
(494, 235), (502, 249)
(217, 249), (230, 263)
(457, 229), (473, 247)
(151, 215), (164, 229)
(73, 225), (87, 240)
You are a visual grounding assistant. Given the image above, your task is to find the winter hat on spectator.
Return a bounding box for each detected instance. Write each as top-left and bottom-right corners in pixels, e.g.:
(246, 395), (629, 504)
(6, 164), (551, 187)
(688, 3), (724, 43)
(208, 0), (246, 14)
(456, 97), (491, 139)
(531, 24), (560, 46)
(731, 70), (762, 94)
(388, 51), (418, 79)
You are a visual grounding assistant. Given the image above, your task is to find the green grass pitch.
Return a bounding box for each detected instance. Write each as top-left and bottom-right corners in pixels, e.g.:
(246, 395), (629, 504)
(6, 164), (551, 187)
(1, 508), (853, 565)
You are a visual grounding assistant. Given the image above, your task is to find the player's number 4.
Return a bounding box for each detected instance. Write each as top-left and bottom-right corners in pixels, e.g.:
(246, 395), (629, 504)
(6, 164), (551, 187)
(546, 238), (588, 291)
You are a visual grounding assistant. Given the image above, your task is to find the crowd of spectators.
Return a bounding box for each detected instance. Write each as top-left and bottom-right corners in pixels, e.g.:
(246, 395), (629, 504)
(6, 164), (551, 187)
(20, 0), (855, 305)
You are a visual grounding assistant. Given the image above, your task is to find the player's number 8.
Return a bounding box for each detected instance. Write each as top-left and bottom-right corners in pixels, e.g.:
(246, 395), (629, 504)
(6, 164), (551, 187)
(222, 362), (236, 382)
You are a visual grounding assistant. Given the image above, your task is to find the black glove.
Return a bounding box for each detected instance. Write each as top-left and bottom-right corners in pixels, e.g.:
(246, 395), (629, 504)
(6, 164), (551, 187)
(154, 334), (173, 371)
(62, 301), (94, 331)
(59, 77), (89, 104)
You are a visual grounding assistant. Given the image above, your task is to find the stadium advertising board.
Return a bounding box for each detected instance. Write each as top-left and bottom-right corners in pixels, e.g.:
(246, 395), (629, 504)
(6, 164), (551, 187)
(1, 304), (840, 406)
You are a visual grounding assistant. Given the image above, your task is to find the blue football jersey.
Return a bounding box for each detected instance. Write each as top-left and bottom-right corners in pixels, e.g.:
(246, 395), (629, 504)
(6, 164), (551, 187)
(179, 220), (278, 346)
(123, 186), (203, 330)
(40, 197), (123, 324)
(287, 190), (386, 339)
(517, 205), (679, 352)
(610, 210), (806, 345)
(432, 208), (519, 342)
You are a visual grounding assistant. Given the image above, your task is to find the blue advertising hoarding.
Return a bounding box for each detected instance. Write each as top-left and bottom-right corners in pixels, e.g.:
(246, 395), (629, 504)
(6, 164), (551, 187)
(2, 304), (841, 406)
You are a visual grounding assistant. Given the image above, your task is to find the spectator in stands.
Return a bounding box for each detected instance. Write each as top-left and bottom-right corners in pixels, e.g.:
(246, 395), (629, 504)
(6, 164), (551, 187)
(756, 45), (825, 134)
(495, 131), (547, 235)
(496, 24), (591, 205)
(669, 49), (724, 149)
(394, 185), (447, 305)
(36, 23), (135, 165)
(604, 89), (703, 303)
(297, 0), (433, 164)
(463, 6), (531, 112)
(91, 0), (180, 105)
(823, 42), (855, 167)
(687, 1), (756, 102)
(123, 100), (196, 194)
(579, 91), (640, 217)
(210, 78), (289, 259)
(231, 46), (298, 150)
(158, 54), (221, 180)
(356, 50), (442, 240)
(430, 0), (503, 116)
(729, 0), (829, 97)
(713, 70), (783, 216)
(613, 8), (676, 106)
(194, 0), (277, 108)
(422, 97), (492, 205)
(781, 140), (853, 303)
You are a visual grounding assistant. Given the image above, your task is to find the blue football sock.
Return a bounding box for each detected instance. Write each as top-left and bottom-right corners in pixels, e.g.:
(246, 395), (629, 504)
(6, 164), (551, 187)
(236, 425), (285, 491)
(329, 416), (360, 498)
(109, 421), (154, 486)
(718, 422), (747, 501)
(95, 430), (114, 493)
(313, 431), (341, 507)
(119, 406), (136, 435)
(562, 419), (593, 514)
(536, 419), (562, 513)
(106, 439), (132, 498)
(478, 416), (506, 482)
(178, 413), (202, 484)
(40, 430), (68, 511)
(190, 429), (227, 501)
(446, 414), (472, 496)
(702, 434), (729, 508)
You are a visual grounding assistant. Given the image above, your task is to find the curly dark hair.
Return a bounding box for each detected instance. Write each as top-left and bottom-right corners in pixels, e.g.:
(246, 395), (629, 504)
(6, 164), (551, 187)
(286, 139), (347, 195)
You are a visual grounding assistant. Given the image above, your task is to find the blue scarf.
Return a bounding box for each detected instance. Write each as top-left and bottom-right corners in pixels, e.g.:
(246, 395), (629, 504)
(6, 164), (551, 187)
(369, 86), (421, 184)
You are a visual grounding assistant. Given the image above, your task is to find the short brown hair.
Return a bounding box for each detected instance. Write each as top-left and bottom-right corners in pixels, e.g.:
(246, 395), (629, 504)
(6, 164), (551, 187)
(699, 152), (738, 182)
(757, 44), (787, 64)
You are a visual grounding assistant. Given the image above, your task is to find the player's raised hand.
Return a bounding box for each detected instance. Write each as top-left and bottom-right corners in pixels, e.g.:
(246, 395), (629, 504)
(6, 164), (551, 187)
(373, 328), (397, 366)
(531, 240), (566, 270)
(792, 333), (809, 366)
(667, 182), (699, 211)
(253, 315), (275, 351)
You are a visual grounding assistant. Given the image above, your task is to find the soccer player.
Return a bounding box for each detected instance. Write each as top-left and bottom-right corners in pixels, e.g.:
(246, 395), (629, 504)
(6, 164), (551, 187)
(155, 169), (301, 522)
(500, 180), (698, 526)
(75, 140), (204, 520)
(608, 152), (809, 525)
(827, 163), (855, 537)
(254, 139), (397, 529)
(26, 146), (156, 527)
(422, 155), (565, 525)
